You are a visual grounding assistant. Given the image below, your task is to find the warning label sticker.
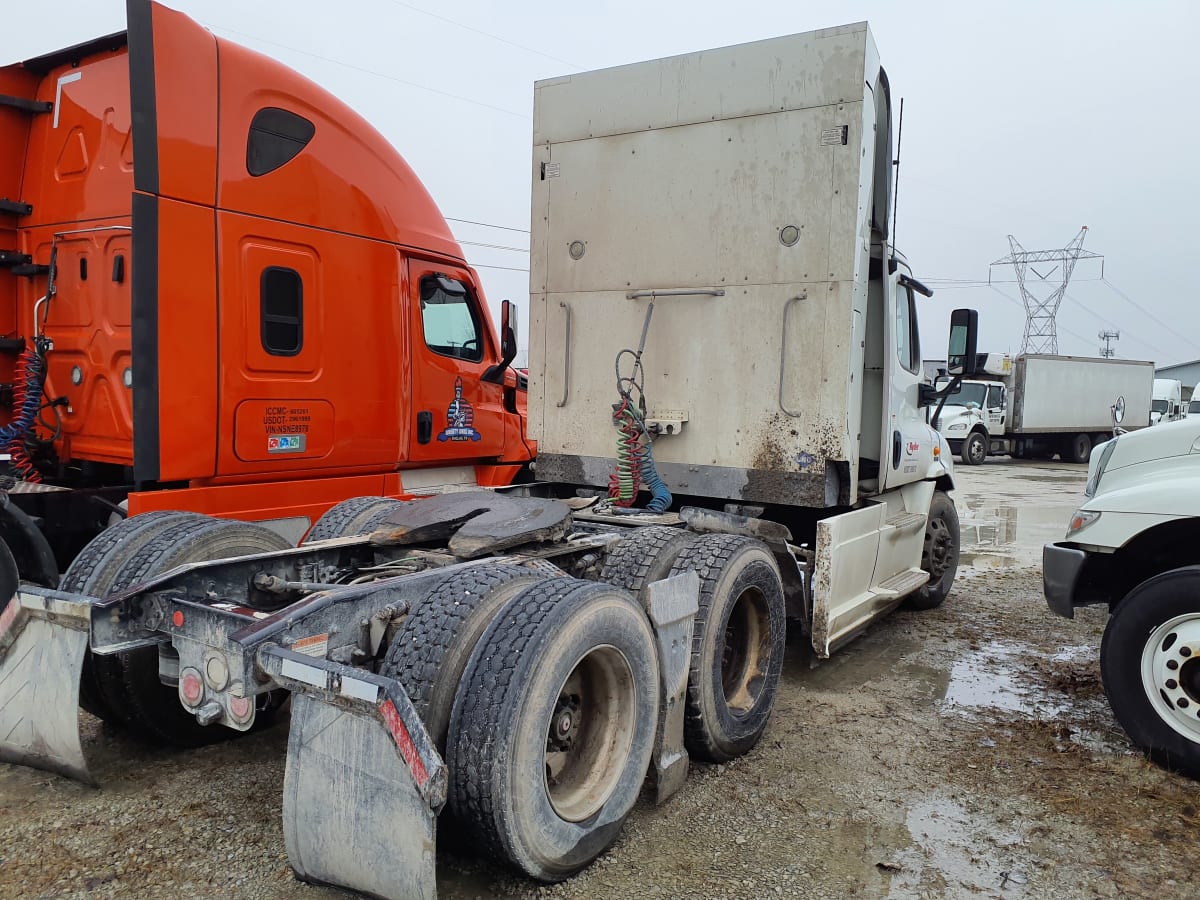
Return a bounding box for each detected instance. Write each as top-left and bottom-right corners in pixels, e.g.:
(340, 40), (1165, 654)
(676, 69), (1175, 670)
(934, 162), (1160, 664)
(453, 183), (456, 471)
(292, 632), (329, 658)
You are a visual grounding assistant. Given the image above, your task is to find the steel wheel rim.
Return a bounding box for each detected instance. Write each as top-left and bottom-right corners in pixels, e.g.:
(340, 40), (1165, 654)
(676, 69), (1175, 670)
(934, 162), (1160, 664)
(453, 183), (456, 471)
(1139, 613), (1200, 742)
(543, 645), (636, 822)
(923, 516), (955, 582)
(722, 586), (767, 714)
(967, 435), (985, 464)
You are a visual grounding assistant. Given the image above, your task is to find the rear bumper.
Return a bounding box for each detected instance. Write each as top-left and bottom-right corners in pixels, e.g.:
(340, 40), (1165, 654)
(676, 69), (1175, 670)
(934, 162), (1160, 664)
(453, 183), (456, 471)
(1043, 542), (1088, 619)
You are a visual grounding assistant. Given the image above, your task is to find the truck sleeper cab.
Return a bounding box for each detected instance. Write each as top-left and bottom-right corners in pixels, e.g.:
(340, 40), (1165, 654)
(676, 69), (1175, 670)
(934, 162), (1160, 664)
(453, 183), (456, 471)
(528, 22), (963, 655)
(0, 0), (531, 578)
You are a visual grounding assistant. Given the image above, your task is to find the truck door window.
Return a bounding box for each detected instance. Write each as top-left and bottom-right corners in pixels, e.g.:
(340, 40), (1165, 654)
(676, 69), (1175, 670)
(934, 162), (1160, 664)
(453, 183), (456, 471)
(420, 275), (484, 362)
(260, 266), (303, 356)
(895, 283), (920, 375)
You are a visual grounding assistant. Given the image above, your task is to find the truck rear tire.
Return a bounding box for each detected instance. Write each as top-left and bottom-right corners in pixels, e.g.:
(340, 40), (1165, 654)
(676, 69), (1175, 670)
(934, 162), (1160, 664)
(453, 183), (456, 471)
(448, 578), (658, 881)
(907, 490), (959, 610)
(302, 496), (404, 543)
(379, 562), (548, 752)
(100, 518), (291, 746)
(60, 510), (205, 721)
(961, 431), (987, 466)
(598, 525), (697, 600)
(1066, 433), (1092, 464)
(668, 534), (786, 762)
(1101, 568), (1200, 779)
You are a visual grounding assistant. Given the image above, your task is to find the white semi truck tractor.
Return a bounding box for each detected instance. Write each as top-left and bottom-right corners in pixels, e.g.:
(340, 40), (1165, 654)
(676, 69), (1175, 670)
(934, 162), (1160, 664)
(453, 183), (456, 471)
(1045, 410), (1200, 779)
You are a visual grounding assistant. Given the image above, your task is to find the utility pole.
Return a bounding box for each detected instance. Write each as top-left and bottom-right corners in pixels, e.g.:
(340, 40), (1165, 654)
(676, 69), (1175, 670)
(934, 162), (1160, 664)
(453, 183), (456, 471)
(991, 226), (1104, 355)
(1098, 329), (1119, 358)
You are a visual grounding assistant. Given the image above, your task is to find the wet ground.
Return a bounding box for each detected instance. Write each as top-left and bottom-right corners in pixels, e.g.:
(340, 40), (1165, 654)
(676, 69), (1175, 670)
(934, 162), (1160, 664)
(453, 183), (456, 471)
(2, 459), (1197, 898)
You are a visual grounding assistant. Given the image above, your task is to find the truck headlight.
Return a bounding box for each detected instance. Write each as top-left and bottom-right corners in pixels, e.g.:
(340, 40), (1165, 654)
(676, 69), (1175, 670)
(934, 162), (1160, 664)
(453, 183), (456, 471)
(1066, 509), (1100, 537)
(948, 423), (968, 432)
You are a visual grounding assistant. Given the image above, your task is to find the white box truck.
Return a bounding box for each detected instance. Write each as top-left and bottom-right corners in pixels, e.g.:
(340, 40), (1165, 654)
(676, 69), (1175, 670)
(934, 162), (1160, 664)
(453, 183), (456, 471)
(933, 353), (1154, 464)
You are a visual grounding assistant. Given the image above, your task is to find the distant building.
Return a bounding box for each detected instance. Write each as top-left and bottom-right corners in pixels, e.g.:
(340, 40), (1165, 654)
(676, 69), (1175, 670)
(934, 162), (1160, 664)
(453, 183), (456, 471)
(1156, 360), (1200, 401)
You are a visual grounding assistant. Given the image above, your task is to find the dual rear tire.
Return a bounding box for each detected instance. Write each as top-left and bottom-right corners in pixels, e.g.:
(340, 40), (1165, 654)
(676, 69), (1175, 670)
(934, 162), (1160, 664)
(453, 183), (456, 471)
(63, 513), (290, 745)
(427, 531), (788, 881)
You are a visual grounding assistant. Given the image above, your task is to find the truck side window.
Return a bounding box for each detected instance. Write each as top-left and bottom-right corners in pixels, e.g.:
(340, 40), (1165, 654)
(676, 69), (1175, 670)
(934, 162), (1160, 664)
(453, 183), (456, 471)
(895, 283), (920, 375)
(420, 275), (484, 363)
(260, 267), (303, 356)
(247, 108), (316, 177)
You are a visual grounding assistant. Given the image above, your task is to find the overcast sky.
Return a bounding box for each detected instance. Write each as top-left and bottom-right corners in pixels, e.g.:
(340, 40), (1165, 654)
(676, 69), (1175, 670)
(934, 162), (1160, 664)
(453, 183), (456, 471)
(6, 1), (1199, 368)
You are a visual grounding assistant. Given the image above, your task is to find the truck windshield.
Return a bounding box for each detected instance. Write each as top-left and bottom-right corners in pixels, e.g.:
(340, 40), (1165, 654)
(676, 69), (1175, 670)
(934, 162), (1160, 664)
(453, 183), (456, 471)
(1190, 400), (1200, 414)
(1151, 400), (1168, 413)
(936, 381), (988, 408)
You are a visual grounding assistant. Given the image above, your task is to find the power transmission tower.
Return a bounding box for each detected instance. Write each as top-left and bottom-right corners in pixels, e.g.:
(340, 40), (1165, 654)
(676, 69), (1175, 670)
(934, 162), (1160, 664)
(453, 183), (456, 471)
(1098, 329), (1119, 358)
(990, 226), (1104, 354)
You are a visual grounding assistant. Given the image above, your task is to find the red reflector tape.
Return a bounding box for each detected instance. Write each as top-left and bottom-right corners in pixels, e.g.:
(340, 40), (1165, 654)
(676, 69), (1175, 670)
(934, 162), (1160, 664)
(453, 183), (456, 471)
(0, 596), (20, 638)
(379, 698), (429, 789)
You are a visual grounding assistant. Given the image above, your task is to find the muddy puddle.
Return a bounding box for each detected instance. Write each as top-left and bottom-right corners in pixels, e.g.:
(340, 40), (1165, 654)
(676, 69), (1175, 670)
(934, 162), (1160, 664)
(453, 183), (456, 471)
(942, 640), (1068, 718)
(886, 794), (1030, 897)
(956, 500), (1077, 567)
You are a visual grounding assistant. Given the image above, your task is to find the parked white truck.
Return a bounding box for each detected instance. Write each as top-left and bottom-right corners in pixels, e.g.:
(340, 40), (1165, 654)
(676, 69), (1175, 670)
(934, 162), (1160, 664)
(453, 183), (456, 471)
(0, 16), (978, 899)
(1151, 378), (1184, 425)
(1044, 413), (1200, 778)
(933, 353), (1154, 465)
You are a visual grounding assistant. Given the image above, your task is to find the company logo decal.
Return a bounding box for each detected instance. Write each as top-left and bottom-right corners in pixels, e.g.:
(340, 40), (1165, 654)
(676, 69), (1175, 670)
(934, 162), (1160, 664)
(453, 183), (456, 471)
(437, 376), (482, 442)
(905, 440), (921, 456)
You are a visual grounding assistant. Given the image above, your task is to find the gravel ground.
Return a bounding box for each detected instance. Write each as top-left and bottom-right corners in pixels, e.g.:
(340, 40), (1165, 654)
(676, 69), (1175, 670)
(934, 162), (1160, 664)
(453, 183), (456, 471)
(1, 460), (1196, 898)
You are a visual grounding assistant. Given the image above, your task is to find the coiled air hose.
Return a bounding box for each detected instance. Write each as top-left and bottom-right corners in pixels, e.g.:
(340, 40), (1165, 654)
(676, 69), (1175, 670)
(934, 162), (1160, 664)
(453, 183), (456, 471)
(2, 342), (48, 483)
(608, 303), (672, 513)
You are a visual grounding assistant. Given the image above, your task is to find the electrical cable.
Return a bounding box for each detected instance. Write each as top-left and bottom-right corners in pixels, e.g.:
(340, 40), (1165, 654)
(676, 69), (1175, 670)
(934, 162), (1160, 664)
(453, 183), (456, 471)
(204, 24), (530, 119)
(445, 217), (529, 234)
(376, 0), (582, 69)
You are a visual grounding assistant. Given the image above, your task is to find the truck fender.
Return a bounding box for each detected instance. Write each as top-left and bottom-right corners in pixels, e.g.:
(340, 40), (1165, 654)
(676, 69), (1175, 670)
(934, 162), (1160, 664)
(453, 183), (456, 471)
(0, 494), (58, 587)
(924, 431), (955, 491)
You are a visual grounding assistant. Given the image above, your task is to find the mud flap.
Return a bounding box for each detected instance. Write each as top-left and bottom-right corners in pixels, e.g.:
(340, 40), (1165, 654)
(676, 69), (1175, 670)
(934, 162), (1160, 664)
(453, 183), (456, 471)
(644, 572), (698, 804)
(0, 588), (93, 784)
(260, 647), (447, 900)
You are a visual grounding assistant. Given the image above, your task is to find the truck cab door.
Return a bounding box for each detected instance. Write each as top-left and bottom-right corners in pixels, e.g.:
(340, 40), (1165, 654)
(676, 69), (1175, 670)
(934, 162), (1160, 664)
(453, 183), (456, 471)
(406, 260), (508, 466)
(880, 276), (933, 489)
(986, 385), (1006, 434)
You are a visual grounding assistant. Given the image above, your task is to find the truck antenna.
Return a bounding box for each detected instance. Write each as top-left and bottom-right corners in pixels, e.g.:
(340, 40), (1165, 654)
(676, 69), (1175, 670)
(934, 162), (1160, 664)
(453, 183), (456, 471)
(891, 97), (904, 260)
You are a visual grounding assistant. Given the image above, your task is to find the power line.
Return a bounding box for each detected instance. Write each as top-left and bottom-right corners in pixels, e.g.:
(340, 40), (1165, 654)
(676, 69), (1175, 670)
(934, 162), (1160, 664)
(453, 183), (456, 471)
(377, 0), (582, 69)
(1060, 292), (1159, 357)
(1101, 277), (1200, 354)
(456, 239), (528, 253)
(471, 263), (529, 273)
(446, 217), (529, 235)
(204, 23), (529, 119)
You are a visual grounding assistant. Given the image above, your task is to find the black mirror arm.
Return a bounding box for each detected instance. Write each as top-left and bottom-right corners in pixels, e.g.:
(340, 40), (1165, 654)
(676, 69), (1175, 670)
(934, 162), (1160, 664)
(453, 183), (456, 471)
(921, 374), (962, 428)
(482, 326), (516, 384)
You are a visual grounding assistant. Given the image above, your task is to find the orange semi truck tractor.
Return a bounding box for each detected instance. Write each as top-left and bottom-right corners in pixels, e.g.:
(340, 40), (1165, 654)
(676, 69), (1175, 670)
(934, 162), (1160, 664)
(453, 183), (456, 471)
(0, 0), (532, 584)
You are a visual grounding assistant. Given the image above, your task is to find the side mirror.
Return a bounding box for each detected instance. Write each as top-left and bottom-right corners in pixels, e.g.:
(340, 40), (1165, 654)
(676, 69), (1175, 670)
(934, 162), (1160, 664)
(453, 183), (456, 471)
(482, 299), (519, 384)
(947, 309), (978, 377)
